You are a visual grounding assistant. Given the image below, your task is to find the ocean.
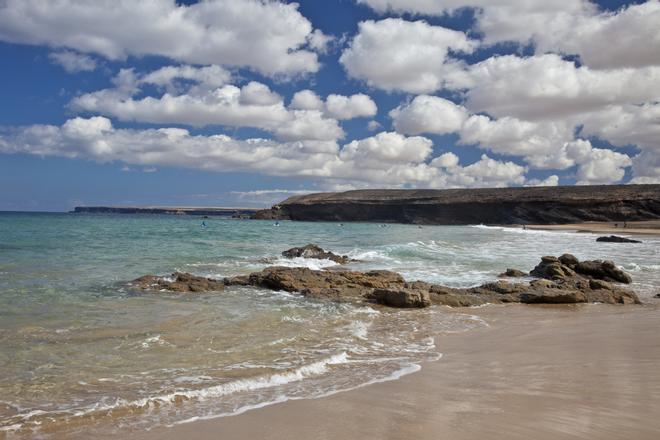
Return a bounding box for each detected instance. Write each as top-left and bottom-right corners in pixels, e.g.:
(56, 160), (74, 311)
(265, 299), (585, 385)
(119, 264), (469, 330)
(1, 212), (658, 437)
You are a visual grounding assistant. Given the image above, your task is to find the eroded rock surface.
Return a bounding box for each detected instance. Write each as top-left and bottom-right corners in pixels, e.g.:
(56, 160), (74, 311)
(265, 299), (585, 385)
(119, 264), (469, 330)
(133, 255), (639, 308)
(281, 244), (351, 264)
(223, 255), (639, 308)
(131, 272), (225, 292)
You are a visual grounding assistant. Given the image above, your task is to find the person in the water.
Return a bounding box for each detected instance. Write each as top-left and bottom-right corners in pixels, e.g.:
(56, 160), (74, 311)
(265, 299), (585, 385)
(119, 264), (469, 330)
(274, 221), (280, 226)
(201, 221), (207, 228)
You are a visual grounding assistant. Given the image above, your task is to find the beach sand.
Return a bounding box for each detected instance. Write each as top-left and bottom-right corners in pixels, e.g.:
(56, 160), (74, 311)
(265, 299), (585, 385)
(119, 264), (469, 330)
(520, 220), (660, 236)
(121, 303), (660, 440)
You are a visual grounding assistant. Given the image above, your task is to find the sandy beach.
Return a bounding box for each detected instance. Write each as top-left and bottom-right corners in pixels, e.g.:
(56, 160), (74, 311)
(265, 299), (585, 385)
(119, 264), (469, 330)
(520, 220), (660, 236)
(121, 303), (660, 440)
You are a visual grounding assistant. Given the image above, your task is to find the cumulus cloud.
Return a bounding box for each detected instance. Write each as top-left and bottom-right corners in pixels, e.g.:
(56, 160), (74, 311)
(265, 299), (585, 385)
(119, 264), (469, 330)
(390, 95), (469, 135)
(48, 50), (97, 73)
(358, 1), (660, 70)
(71, 68), (347, 142)
(340, 18), (476, 93)
(0, 0), (329, 76)
(325, 94), (377, 120)
(565, 140), (632, 185)
(290, 90), (377, 119)
(0, 117), (533, 189)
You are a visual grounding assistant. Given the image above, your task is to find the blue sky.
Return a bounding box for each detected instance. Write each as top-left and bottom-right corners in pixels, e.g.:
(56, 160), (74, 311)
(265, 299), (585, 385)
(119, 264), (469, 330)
(0, 0), (658, 211)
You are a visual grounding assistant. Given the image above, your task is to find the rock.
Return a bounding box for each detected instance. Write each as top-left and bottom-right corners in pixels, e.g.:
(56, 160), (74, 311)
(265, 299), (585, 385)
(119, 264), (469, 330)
(596, 235), (642, 243)
(559, 254), (579, 267)
(225, 267), (404, 301)
(520, 288), (587, 304)
(575, 260), (632, 284)
(654, 293), (660, 299)
(371, 288), (431, 308)
(530, 259), (576, 281)
(499, 268), (527, 277)
(131, 272), (225, 293)
(589, 279), (613, 291)
(281, 244), (351, 264)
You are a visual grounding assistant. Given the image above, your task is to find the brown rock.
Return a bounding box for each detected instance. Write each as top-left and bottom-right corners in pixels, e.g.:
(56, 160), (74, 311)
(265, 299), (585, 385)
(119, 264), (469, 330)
(499, 268), (527, 277)
(575, 260), (632, 284)
(131, 272), (225, 293)
(371, 288), (431, 308)
(559, 253), (579, 267)
(281, 244), (351, 264)
(589, 279), (613, 290)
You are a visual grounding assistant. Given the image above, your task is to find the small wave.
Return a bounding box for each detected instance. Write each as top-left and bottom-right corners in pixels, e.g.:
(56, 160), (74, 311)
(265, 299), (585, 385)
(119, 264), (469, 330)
(271, 256), (340, 270)
(2, 353), (350, 433)
(172, 361), (423, 427)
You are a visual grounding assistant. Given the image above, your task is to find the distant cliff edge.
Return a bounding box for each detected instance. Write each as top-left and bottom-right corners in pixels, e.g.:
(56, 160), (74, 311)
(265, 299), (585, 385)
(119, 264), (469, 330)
(251, 185), (660, 225)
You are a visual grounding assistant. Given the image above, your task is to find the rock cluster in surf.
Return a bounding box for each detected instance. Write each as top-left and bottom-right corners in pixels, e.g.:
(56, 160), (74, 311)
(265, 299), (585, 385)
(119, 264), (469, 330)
(130, 246), (640, 308)
(596, 235), (642, 243)
(281, 244), (352, 264)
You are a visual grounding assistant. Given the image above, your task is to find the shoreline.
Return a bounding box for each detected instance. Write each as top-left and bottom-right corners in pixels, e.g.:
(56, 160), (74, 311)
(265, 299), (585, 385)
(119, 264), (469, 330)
(119, 303), (660, 440)
(511, 220), (660, 236)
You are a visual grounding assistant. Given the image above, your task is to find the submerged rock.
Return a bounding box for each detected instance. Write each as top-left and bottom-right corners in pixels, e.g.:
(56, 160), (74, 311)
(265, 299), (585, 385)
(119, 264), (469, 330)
(596, 235), (642, 244)
(281, 244), (352, 264)
(131, 272), (225, 293)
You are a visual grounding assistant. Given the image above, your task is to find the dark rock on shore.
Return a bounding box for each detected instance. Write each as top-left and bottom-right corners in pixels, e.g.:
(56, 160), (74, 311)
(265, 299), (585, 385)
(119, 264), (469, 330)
(499, 268), (527, 277)
(131, 272), (225, 292)
(252, 185), (660, 225)
(132, 255), (639, 308)
(531, 254), (632, 284)
(281, 244), (351, 264)
(223, 254), (639, 308)
(596, 235), (642, 243)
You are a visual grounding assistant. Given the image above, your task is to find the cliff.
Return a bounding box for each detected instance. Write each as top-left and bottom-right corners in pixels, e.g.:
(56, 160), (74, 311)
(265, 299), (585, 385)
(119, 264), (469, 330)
(252, 185), (660, 225)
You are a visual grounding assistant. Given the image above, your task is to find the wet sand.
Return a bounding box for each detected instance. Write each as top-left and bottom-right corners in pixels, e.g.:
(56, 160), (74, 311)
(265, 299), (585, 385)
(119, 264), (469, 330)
(520, 220), (660, 236)
(124, 303), (660, 440)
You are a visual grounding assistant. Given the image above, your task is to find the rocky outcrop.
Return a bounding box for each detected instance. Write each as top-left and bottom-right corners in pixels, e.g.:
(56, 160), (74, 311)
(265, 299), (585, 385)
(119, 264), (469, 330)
(131, 272), (225, 292)
(132, 255), (639, 307)
(499, 268), (527, 278)
(530, 254), (632, 284)
(223, 255), (639, 308)
(252, 185), (660, 225)
(281, 244), (351, 264)
(596, 235), (642, 243)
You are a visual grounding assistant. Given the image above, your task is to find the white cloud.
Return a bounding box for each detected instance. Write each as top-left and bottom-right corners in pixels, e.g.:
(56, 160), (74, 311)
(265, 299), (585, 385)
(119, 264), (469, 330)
(390, 95), (469, 135)
(451, 54), (660, 120)
(340, 18), (476, 93)
(358, 1), (660, 70)
(0, 0), (327, 76)
(140, 65), (232, 94)
(565, 140), (632, 185)
(0, 118), (533, 189)
(526, 175), (560, 187)
(71, 68), (345, 143)
(290, 90), (325, 111)
(290, 90), (377, 119)
(325, 94), (377, 120)
(340, 132), (433, 165)
(630, 152), (660, 184)
(48, 50), (97, 73)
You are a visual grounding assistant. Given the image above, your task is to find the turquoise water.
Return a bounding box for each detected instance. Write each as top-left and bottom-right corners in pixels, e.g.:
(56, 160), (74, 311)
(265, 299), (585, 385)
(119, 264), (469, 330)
(1, 213), (658, 437)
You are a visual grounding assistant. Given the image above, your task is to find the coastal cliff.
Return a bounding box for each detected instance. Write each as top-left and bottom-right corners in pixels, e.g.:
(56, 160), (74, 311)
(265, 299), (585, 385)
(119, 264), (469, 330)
(252, 184), (660, 225)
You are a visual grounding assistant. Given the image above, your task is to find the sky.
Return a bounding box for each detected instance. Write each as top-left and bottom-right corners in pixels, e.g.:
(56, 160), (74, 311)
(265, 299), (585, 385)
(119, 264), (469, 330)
(0, 0), (659, 211)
